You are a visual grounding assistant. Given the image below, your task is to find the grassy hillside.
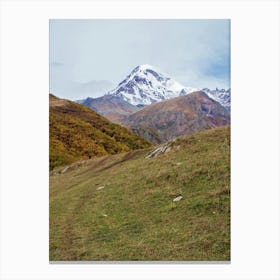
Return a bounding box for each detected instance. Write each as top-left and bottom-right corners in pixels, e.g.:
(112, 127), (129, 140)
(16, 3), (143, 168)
(50, 126), (230, 261)
(49, 94), (151, 170)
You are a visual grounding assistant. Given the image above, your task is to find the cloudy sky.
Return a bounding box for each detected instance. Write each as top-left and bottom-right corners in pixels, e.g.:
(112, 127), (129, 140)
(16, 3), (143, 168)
(50, 19), (230, 100)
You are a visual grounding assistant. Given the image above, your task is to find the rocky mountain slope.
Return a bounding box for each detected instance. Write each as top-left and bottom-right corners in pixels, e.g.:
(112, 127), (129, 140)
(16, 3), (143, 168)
(81, 95), (139, 124)
(121, 91), (230, 144)
(49, 94), (151, 170)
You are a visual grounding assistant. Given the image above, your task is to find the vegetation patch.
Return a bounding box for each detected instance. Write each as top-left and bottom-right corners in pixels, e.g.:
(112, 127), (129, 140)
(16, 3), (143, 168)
(49, 94), (152, 170)
(50, 126), (230, 261)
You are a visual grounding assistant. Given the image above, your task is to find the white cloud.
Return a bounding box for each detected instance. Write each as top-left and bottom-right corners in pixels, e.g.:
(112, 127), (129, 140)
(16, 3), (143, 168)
(50, 19), (230, 99)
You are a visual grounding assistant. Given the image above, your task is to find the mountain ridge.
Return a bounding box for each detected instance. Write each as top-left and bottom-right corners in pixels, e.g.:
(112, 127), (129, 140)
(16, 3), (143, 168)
(81, 95), (139, 124)
(121, 91), (230, 144)
(79, 65), (230, 113)
(202, 88), (231, 111)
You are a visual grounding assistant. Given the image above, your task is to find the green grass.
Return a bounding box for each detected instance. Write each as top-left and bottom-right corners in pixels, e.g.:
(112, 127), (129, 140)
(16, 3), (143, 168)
(50, 126), (230, 261)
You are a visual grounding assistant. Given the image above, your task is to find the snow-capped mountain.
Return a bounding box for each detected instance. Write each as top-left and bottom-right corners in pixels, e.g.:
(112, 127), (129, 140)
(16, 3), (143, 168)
(202, 88), (231, 111)
(107, 64), (198, 106)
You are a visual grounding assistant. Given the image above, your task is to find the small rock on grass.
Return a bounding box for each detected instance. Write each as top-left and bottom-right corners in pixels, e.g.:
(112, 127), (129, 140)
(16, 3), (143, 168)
(60, 166), (69, 174)
(97, 186), (105, 190)
(173, 196), (183, 202)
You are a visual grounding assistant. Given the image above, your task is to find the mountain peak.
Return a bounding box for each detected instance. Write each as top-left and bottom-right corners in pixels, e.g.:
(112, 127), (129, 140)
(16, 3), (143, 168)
(202, 88), (231, 111)
(137, 64), (158, 71)
(108, 65), (198, 106)
(130, 64), (162, 78)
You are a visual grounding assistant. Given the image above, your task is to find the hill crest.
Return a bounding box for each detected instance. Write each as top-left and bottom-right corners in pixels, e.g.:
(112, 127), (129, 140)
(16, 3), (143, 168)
(49, 94), (151, 170)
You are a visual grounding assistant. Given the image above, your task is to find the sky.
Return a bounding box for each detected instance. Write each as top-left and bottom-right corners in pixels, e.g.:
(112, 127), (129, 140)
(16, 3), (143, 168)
(50, 19), (230, 100)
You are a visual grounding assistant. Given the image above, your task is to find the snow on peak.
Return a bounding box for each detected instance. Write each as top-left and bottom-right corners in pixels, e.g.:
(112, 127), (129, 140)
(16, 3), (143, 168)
(107, 65), (198, 106)
(202, 88), (231, 110)
(138, 64), (158, 71)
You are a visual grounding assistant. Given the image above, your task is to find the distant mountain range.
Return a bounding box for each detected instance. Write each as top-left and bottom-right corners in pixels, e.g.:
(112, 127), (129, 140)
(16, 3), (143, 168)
(75, 65), (230, 143)
(77, 64), (230, 119)
(79, 65), (230, 110)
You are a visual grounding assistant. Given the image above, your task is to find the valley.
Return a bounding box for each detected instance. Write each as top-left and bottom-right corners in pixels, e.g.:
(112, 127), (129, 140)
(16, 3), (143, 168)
(50, 64), (231, 261)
